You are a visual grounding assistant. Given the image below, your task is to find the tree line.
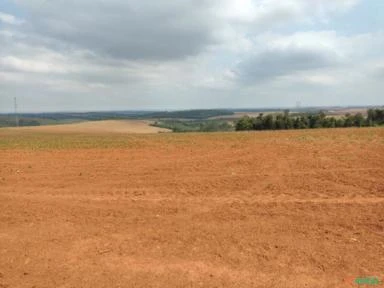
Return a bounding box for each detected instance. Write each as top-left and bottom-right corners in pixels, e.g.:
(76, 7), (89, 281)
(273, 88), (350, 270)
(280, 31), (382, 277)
(236, 109), (384, 131)
(0, 118), (41, 128)
(152, 119), (233, 132)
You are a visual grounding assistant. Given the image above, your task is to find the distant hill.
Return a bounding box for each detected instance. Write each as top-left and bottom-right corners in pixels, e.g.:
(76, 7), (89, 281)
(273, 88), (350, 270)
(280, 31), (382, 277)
(2, 106), (382, 128)
(0, 109), (234, 128)
(144, 109), (234, 120)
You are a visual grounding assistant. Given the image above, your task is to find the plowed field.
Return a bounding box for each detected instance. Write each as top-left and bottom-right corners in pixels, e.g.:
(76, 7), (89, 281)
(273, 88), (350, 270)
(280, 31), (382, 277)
(2, 120), (170, 134)
(0, 128), (383, 287)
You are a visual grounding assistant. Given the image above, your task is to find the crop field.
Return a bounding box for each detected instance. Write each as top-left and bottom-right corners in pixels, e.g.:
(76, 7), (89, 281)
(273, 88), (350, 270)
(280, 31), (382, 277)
(0, 128), (383, 287)
(1, 120), (171, 134)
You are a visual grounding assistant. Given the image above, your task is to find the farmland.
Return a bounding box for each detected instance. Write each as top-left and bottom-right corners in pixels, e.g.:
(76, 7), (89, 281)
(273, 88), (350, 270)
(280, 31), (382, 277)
(0, 127), (383, 287)
(1, 120), (171, 135)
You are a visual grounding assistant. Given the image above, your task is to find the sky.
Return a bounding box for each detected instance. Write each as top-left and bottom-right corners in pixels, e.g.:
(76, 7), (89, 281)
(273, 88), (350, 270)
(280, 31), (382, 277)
(0, 0), (383, 112)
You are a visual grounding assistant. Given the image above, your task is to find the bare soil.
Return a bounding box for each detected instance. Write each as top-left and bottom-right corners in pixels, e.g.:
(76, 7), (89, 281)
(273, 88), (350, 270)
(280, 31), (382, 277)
(0, 128), (383, 287)
(3, 120), (170, 134)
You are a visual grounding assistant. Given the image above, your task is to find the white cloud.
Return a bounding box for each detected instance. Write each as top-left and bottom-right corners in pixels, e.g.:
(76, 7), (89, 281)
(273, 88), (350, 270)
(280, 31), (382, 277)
(0, 0), (382, 112)
(218, 0), (360, 25)
(0, 12), (24, 25)
(0, 56), (68, 74)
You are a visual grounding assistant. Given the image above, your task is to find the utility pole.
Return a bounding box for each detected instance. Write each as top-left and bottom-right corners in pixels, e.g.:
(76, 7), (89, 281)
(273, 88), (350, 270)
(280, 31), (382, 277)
(14, 97), (19, 127)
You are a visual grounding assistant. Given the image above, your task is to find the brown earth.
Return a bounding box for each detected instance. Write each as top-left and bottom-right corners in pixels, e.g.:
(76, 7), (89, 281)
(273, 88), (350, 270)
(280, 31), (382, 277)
(3, 120), (171, 134)
(0, 128), (383, 288)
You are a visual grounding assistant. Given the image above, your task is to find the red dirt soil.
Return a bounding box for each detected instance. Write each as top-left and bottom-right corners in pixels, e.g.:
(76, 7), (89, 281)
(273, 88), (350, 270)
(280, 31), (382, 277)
(0, 128), (383, 287)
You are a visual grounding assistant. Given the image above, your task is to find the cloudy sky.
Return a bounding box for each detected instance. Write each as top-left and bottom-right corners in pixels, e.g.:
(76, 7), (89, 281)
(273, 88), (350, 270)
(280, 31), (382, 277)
(0, 0), (383, 112)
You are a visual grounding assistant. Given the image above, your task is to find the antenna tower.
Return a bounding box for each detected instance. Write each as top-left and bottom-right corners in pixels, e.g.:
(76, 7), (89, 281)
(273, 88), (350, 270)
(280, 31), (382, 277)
(14, 97), (19, 127)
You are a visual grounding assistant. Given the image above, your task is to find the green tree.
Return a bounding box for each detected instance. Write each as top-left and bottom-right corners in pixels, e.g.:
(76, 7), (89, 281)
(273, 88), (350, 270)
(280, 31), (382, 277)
(344, 113), (354, 127)
(263, 114), (275, 130)
(353, 113), (365, 127)
(236, 116), (254, 131)
(335, 118), (345, 127)
(275, 114), (285, 129)
(253, 114), (264, 130)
